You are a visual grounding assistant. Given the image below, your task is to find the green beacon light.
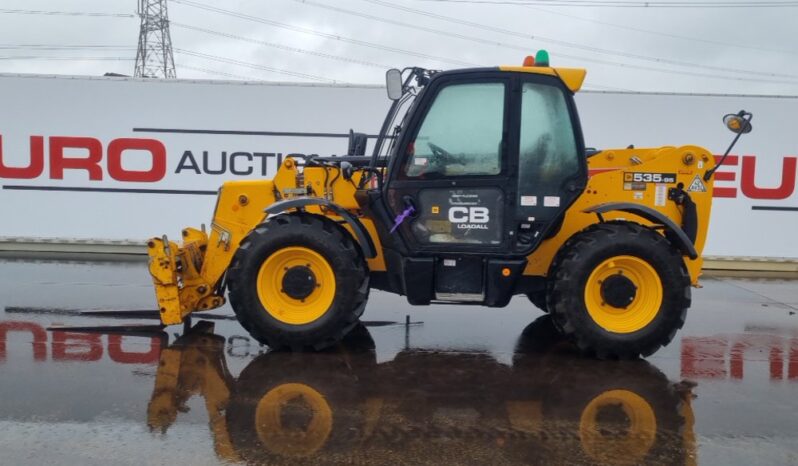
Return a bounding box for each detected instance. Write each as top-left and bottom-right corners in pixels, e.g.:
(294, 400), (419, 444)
(535, 50), (550, 67)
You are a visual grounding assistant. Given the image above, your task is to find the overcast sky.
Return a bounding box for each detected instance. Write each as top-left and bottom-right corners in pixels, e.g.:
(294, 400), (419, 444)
(1, 0), (797, 95)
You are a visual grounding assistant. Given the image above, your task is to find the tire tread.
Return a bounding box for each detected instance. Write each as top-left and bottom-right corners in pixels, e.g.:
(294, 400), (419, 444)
(227, 213), (369, 351)
(548, 221), (690, 359)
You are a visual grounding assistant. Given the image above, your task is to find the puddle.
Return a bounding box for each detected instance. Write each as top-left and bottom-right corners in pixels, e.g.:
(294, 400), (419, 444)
(1, 258), (797, 464)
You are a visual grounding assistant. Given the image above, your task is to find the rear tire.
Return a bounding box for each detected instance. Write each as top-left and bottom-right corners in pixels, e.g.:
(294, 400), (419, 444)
(548, 222), (690, 359)
(228, 213), (369, 351)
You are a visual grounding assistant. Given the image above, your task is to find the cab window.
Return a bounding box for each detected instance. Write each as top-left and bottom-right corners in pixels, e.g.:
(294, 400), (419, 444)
(404, 82), (505, 178)
(518, 82), (579, 194)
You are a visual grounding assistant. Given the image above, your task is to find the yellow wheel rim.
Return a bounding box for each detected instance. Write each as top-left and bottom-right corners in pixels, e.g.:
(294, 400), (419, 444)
(579, 389), (657, 465)
(256, 246), (336, 325)
(254, 383), (333, 457)
(584, 255), (663, 334)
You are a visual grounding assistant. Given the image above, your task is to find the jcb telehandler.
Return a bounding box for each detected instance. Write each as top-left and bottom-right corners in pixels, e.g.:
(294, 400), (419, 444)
(147, 51), (752, 359)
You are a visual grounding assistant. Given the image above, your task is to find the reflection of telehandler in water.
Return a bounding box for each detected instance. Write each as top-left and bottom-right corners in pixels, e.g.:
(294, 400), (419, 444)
(146, 321), (239, 460)
(147, 318), (697, 465)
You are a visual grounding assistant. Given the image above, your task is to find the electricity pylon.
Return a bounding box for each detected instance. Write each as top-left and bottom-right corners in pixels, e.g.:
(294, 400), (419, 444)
(134, 0), (176, 78)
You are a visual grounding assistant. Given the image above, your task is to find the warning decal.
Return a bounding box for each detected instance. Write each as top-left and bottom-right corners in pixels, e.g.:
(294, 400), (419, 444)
(655, 184), (667, 206)
(687, 175), (707, 193)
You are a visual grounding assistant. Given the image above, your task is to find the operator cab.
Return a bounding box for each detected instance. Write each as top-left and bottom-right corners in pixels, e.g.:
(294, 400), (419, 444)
(366, 53), (590, 305)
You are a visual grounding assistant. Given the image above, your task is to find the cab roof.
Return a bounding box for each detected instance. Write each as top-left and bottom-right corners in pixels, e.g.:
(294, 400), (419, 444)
(428, 65), (587, 93)
(498, 66), (587, 93)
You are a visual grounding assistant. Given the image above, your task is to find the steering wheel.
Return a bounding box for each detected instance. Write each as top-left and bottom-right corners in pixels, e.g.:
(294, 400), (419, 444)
(427, 142), (465, 166)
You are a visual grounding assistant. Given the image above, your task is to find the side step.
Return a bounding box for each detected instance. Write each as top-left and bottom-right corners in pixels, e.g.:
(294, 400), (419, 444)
(434, 292), (485, 302)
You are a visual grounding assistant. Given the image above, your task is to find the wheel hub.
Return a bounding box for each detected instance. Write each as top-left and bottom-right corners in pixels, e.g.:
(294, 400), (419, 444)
(600, 273), (638, 308)
(282, 266), (317, 300)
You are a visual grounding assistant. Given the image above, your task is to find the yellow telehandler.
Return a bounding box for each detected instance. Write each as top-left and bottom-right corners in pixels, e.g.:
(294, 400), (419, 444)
(147, 51), (752, 358)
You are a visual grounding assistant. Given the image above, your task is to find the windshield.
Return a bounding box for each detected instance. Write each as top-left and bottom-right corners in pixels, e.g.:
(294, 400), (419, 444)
(403, 82), (505, 178)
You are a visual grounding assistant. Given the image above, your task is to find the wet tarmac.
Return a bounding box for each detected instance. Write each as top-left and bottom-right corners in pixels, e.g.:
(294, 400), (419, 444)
(1, 257), (797, 465)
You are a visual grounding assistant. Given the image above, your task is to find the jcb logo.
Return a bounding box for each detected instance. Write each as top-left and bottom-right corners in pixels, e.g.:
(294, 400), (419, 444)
(449, 207), (490, 223)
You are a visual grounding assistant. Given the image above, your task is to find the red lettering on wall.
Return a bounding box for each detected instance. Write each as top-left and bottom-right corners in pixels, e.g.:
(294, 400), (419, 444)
(0, 135), (45, 179)
(740, 155), (797, 200)
(49, 136), (103, 180)
(107, 335), (162, 364)
(107, 138), (167, 182)
(0, 321), (47, 362)
(51, 331), (103, 362)
(712, 155), (738, 198)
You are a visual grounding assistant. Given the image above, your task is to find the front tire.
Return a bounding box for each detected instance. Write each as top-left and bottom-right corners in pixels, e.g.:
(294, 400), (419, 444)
(548, 222), (690, 359)
(228, 213), (369, 351)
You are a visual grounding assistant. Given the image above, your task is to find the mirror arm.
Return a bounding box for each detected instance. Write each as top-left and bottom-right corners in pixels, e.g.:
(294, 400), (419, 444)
(363, 67), (433, 188)
(366, 70), (417, 175)
(704, 111), (752, 182)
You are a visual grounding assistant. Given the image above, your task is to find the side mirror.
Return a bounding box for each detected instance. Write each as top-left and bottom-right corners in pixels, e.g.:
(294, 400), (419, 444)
(723, 112), (753, 134)
(386, 68), (403, 101)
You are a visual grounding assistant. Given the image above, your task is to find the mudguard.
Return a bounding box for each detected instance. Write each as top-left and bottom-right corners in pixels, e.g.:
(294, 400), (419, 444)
(265, 197), (377, 259)
(583, 202), (698, 260)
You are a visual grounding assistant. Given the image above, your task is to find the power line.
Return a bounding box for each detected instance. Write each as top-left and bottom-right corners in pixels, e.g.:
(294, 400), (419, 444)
(522, 5), (798, 56)
(355, 0), (798, 83)
(167, 0), (798, 87)
(174, 49), (343, 83)
(554, 53), (798, 85)
(412, 0), (798, 7)
(0, 42), (629, 89)
(0, 8), (135, 17)
(0, 45), (135, 51)
(324, 0), (795, 78)
(170, 0), (477, 67)
(0, 46), (349, 83)
(168, 1), (633, 90)
(171, 22), (391, 68)
(584, 83), (632, 91)
(152, 58), (620, 89)
(177, 63), (261, 80)
(0, 56), (134, 61)
(173, 20), (627, 88)
(362, 0), (798, 76)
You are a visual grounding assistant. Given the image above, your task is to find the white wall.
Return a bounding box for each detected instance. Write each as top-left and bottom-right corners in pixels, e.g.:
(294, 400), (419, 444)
(1, 74), (796, 258)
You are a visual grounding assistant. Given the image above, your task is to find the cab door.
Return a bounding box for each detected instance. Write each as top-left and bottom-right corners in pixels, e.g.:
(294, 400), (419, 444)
(381, 71), (586, 304)
(510, 75), (587, 253)
(385, 71), (586, 256)
(385, 74), (513, 254)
